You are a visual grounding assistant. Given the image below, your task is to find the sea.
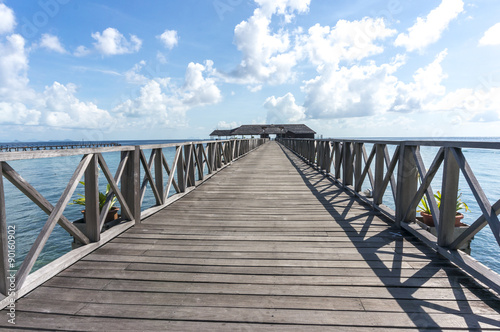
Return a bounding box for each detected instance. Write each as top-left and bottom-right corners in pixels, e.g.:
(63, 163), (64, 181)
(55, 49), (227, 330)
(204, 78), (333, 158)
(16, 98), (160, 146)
(1, 138), (499, 276)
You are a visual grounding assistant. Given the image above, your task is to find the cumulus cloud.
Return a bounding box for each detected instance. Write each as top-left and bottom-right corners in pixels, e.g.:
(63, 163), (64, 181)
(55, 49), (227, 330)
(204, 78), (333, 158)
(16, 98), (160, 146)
(479, 23), (500, 46)
(0, 3), (15, 35)
(394, 0), (464, 52)
(0, 102), (40, 125)
(157, 30), (178, 49)
(42, 82), (113, 128)
(114, 60), (221, 127)
(0, 34), (32, 101)
(92, 28), (142, 55)
(219, 0), (311, 86)
(303, 57), (403, 118)
(391, 50), (448, 112)
(300, 18), (396, 67)
(39, 34), (67, 53)
(124, 60), (148, 84)
(74, 45), (90, 57)
(264, 92), (306, 123)
(217, 121), (239, 129)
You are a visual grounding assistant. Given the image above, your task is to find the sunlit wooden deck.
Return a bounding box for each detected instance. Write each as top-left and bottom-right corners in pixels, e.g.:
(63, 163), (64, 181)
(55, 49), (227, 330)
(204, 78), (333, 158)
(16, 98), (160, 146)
(2, 141), (500, 330)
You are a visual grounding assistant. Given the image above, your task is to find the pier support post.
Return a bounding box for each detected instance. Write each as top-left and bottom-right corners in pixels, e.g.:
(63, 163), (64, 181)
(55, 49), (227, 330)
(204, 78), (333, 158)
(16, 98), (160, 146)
(85, 155), (100, 242)
(122, 147), (141, 224)
(0, 163), (8, 296)
(395, 143), (418, 228)
(438, 148), (460, 247)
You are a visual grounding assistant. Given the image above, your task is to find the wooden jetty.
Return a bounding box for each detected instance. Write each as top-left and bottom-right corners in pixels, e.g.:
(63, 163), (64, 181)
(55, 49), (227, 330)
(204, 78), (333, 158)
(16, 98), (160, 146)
(0, 139), (499, 330)
(0, 142), (120, 152)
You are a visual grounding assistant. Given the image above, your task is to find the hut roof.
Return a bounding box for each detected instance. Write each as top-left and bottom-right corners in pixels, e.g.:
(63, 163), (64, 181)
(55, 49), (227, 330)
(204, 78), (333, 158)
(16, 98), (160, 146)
(209, 129), (233, 137)
(209, 124), (315, 137)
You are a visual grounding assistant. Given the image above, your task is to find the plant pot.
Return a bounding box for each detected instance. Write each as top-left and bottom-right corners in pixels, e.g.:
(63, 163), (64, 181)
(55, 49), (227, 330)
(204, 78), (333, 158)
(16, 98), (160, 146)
(81, 207), (119, 223)
(420, 212), (464, 227)
(105, 207), (119, 223)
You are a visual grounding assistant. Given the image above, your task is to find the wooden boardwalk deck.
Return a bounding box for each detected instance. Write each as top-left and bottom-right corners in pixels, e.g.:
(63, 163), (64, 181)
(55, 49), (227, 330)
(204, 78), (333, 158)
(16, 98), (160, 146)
(2, 141), (500, 330)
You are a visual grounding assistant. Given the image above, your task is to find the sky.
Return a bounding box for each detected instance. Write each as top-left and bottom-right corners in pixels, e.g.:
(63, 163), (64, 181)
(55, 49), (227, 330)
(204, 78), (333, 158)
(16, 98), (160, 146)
(0, 0), (499, 141)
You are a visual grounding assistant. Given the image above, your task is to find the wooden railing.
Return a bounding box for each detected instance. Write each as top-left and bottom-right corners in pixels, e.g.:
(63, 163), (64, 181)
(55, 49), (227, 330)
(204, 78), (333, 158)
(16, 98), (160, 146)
(0, 138), (267, 303)
(278, 138), (500, 293)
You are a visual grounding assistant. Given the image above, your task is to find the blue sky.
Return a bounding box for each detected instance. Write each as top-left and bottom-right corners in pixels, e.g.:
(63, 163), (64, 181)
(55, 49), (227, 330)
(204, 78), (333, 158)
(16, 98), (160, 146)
(0, 0), (499, 141)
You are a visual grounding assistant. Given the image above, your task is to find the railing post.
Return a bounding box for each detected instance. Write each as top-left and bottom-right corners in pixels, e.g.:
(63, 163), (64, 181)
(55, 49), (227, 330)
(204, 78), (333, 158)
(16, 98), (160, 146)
(185, 144), (195, 187)
(177, 146), (186, 192)
(154, 148), (164, 205)
(395, 143), (417, 228)
(197, 144), (204, 181)
(334, 142), (342, 180)
(438, 148), (460, 247)
(0, 163), (8, 296)
(207, 143), (214, 174)
(354, 143), (363, 192)
(343, 142), (353, 186)
(122, 147), (141, 224)
(373, 144), (385, 205)
(84, 155), (100, 242)
(325, 142), (332, 174)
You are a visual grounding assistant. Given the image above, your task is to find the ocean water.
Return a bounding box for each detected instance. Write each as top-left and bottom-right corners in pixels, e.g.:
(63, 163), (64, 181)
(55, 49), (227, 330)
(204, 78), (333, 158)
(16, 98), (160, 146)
(1, 138), (499, 276)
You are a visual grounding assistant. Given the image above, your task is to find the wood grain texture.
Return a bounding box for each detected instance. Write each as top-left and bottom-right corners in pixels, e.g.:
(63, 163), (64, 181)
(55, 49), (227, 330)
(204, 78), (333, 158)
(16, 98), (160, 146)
(1, 141), (499, 331)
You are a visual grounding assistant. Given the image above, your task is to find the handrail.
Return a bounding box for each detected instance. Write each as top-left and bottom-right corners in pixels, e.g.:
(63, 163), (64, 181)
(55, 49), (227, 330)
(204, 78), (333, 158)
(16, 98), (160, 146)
(278, 138), (500, 294)
(0, 138), (268, 302)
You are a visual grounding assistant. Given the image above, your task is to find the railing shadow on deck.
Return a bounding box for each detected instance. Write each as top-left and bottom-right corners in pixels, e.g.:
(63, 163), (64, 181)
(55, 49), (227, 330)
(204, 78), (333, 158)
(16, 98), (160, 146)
(0, 138), (268, 308)
(278, 138), (500, 294)
(278, 142), (500, 330)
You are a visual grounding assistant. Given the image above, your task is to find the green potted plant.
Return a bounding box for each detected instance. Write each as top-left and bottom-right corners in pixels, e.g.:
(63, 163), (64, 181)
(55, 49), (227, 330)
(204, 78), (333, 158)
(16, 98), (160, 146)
(70, 181), (119, 223)
(417, 190), (469, 227)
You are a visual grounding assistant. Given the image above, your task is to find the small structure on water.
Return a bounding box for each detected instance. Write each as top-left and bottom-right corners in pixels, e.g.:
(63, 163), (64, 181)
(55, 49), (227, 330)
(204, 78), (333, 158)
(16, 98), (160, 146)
(210, 124), (316, 139)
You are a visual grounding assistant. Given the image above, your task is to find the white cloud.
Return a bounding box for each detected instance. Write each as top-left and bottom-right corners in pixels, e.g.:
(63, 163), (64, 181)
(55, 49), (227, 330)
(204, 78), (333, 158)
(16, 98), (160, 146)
(394, 0), (464, 52)
(479, 23), (500, 46)
(114, 60), (221, 127)
(220, 1), (311, 86)
(42, 82), (113, 128)
(0, 34), (32, 102)
(157, 30), (178, 49)
(74, 45), (91, 57)
(39, 34), (67, 53)
(92, 28), (142, 55)
(124, 60), (148, 84)
(265, 92), (306, 123)
(303, 57), (404, 118)
(217, 121), (239, 129)
(301, 18), (396, 67)
(255, 0), (311, 22)
(0, 102), (40, 125)
(0, 3), (16, 35)
(391, 50), (448, 112)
